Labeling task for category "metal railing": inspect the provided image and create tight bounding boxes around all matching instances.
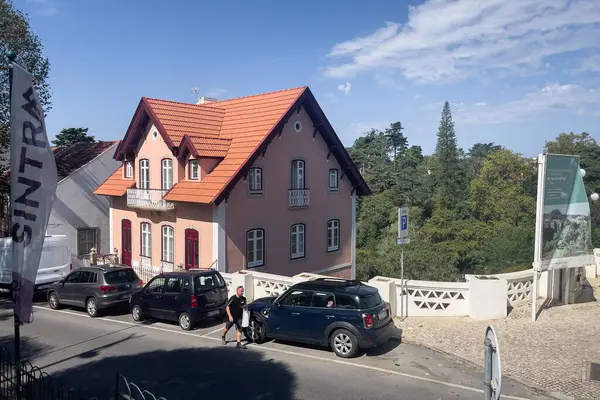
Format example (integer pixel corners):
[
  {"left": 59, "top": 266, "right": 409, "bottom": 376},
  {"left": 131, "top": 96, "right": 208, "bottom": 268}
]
[
  {"left": 126, "top": 189, "right": 174, "bottom": 211},
  {"left": 0, "top": 346, "right": 94, "bottom": 400},
  {"left": 288, "top": 189, "right": 310, "bottom": 208},
  {"left": 114, "top": 372, "right": 166, "bottom": 400}
]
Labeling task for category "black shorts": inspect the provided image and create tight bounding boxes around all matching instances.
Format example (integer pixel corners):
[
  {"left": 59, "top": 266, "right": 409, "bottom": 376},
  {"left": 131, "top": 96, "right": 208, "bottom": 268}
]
[{"left": 225, "top": 317, "right": 243, "bottom": 331}]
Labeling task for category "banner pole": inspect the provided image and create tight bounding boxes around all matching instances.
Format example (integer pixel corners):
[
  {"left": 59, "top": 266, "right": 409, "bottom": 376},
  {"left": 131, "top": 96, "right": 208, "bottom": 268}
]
[
  {"left": 7, "top": 49, "right": 22, "bottom": 400},
  {"left": 532, "top": 153, "right": 546, "bottom": 323}
]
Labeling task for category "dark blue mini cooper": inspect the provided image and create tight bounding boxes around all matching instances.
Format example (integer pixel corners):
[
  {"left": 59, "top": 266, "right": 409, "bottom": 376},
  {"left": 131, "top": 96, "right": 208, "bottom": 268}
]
[{"left": 244, "top": 278, "right": 400, "bottom": 358}]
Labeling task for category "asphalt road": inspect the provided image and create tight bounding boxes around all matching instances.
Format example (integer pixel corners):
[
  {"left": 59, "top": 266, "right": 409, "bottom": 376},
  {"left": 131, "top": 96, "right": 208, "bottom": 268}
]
[{"left": 0, "top": 297, "right": 551, "bottom": 400}]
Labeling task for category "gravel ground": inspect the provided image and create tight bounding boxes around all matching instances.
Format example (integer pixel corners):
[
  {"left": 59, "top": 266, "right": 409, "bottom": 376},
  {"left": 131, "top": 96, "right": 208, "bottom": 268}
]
[{"left": 395, "top": 277, "right": 600, "bottom": 399}]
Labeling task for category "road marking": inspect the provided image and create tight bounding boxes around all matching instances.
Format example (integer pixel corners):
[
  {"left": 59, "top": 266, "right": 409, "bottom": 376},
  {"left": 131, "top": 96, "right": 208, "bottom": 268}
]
[
  {"left": 6, "top": 303, "right": 534, "bottom": 400},
  {"left": 201, "top": 327, "right": 224, "bottom": 338}
]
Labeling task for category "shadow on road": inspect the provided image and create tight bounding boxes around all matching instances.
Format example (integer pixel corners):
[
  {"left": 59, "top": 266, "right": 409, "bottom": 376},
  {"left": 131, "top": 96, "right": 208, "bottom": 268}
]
[{"left": 49, "top": 346, "right": 296, "bottom": 400}]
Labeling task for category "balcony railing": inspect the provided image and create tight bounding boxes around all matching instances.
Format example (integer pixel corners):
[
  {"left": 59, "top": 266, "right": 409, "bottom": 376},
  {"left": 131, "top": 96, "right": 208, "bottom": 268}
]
[
  {"left": 289, "top": 188, "right": 310, "bottom": 209},
  {"left": 127, "top": 188, "right": 174, "bottom": 211}
]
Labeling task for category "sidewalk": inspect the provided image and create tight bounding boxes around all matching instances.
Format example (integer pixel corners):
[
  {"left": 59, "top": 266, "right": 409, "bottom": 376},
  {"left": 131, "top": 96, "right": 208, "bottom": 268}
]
[{"left": 395, "top": 278, "right": 600, "bottom": 400}]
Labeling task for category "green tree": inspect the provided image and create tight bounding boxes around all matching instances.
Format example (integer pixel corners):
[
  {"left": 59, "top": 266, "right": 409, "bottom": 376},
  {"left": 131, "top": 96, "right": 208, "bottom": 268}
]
[
  {"left": 465, "top": 142, "right": 502, "bottom": 181},
  {"left": 432, "top": 102, "right": 464, "bottom": 213},
  {"left": 52, "top": 127, "right": 96, "bottom": 146},
  {"left": 384, "top": 121, "right": 407, "bottom": 167},
  {"left": 1, "top": 0, "right": 51, "bottom": 159},
  {"left": 349, "top": 129, "right": 393, "bottom": 193}
]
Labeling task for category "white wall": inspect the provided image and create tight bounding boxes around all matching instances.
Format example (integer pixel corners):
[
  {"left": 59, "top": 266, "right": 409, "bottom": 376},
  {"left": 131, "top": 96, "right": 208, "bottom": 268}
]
[{"left": 46, "top": 144, "right": 120, "bottom": 268}]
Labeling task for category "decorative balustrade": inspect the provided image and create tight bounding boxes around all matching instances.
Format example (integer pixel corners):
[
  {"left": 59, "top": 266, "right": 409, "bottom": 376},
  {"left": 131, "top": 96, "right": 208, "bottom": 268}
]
[
  {"left": 288, "top": 189, "right": 310, "bottom": 208},
  {"left": 395, "top": 279, "right": 469, "bottom": 317},
  {"left": 251, "top": 271, "right": 293, "bottom": 298},
  {"left": 480, "top": 269, "right": 534, "bottom": 305},
  {"left": 127, "top": 188, "right": 174, "bottom": 211}
]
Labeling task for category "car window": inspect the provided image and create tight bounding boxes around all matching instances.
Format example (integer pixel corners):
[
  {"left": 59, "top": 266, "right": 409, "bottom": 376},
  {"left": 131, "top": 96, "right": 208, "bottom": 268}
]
[
  {"left": 279, "top": 290, "right": 310, "bottom": 307},
  {"left": 310, "top": 292, "right": 335, "bottom": 308},
  {"left": 335, "top": 294, "right": 359, "bottom": 310},
  {"left": 65, "top": 271, "right": 81, "bottom": 283},
  {"left": 359, "top": 292, "right": 383, "bottom": 309},
  {"left": 104, "top": 269, "right": 138, "bottom": 284},
  {"left": 182, "top": 278, "right": 191, "bottom": 294},
  {"left": 146, "top": 277, "right": 166, "bottom": 293},
  {"left": 165, "top": 278, "right": 182, "bottom": 294},
  {"left": 79, "top": 271, "right": 94, "bottom": 283},
  {"left": 194, "top": 273, "right": 224, "bottom": 292}
]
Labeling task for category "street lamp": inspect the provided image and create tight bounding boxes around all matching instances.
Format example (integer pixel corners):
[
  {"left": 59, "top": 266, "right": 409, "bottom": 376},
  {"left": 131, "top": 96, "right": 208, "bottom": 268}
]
[{"left": 591, "top": 193, "right": 599, "bottom": 202}]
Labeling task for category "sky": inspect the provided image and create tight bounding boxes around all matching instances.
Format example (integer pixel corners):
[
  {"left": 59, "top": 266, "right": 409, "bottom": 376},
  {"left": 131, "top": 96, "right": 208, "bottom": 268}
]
[{"left": 12, "top": 0, "right": 600, "bottom": 156}]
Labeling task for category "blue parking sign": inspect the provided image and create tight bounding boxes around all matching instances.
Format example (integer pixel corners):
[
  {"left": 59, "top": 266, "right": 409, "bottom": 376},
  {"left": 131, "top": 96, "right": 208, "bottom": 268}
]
[{"left": 397, "top": 206, "right": 410, "bottom": 244}]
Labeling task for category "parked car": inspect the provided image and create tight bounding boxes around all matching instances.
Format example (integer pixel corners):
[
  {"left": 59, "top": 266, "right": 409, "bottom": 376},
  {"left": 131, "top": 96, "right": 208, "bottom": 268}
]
[
  {"left": 0, "top": 235, "right": 73, "bottom": 292},
  {"left": 47, "top": 266, "right": 142, "bottom": 317},
  {"left": 129, "top": 269, "right": 228, "bottom": 331},
  {"left": 244, "top": 278, "right": 400, "bottom": 358}
]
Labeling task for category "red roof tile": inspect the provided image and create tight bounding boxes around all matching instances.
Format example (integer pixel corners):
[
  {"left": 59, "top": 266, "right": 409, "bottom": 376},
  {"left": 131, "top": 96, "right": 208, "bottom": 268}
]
[{"left": 93, "top": 166, "right": 135, "bottom": 196}]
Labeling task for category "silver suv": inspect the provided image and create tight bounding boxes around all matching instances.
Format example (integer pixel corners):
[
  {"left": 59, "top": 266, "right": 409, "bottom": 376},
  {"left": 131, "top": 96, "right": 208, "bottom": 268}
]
[{"left": 47, "top": 266, "right": 142, "bottom": 317}]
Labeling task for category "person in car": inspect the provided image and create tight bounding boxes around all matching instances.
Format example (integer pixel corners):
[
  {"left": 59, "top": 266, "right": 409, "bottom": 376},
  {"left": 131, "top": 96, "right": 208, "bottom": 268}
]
[{"left": 221, "top": 285, "right": 247, "bottom": 349}]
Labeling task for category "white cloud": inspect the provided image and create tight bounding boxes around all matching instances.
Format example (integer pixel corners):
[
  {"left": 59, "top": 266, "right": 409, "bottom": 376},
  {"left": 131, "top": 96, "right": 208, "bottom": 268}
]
[
  {"left": 456, "top": 83, "right": 600, "bottom": 124},
  {"left": 26, "top": 0, "right": 57, "bottom": 16},
  {"left": 337, "top": 82, "right": 352, "bottom": 95},
  {"left": 474, "top": 102, "right": 488, "bottom": 106},
  {"left": 575, "top": 55, "right": 600, "bottom": 73},
  {"left": 324, "top": 0, "right": 600, "bottom": 84}
]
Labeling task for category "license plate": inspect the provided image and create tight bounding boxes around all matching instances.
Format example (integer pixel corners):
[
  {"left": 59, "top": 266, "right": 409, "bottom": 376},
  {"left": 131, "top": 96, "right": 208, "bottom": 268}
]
[
  {"left": 378, "top": 309, "right": 388, "bottom": 320},
  {"left": 207, "top": 310, "right": 220, "bottom": 317},
  {"left": 120, "top": 294, "right": 132, "bottom": 300}
]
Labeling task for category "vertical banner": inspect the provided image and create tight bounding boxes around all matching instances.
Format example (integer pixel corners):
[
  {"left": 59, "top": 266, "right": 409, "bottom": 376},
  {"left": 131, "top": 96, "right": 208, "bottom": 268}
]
[
  {"left": 541, "top": 154, "right": 594, "bottom": 271},
  {"left": 10, "top": 63, "right": 57, "bottom": 323}
]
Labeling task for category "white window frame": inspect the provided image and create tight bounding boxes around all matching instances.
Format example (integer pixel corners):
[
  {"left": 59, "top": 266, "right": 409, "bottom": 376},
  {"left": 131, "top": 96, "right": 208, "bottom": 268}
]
[
  {"left": 139, "top": 159, "right": 150, "bottom": 189},
  {"left": 290, "top": 223, "right": 305, "bottom": 259},
  {"left": 327, "top": 219, "right": 340, "bottom": 252},
  {"left": 248, "top": 167, "right": 263, "bottom": 192},
  {"left": 141, "top": 222, "right": 152, "bottom": 258},
  {"left": 290, "top": 159, "right": 305, "bottom": 189},
  {"left": 124, "top": 161, "right": 133, "bottom": 179},
  {"left": 189, "top": 159, "right": 199, "bottom": 180},
  {"left": 246, "top": 229, "right": 264, "bottom": 268},
  {"left": 162, "top": 225, "right": 174, "bottom": 263},
  {"left": 77, "top": 228, "right": 97, "bottom": 257},
  {"left": 329, "top": 169, "right": 339, "bottom": 191},
  {"left": 162, "top": 158, "right": 173, "bottom": 190}
]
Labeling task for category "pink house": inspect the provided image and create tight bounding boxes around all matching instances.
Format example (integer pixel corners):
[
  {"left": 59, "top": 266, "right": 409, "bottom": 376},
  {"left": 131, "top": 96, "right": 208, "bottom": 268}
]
[{"left": 94, "top": 86, "right": 370, "bottom": 279}]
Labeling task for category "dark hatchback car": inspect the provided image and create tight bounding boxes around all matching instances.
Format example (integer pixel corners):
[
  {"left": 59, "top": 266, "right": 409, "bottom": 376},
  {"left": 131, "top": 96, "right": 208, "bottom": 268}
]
[
  {"left": 47, "top": 266, "right": 142, "bottom": 317},
  {"left": 245, "top": 278, "right": 400, "bottom": 358},
  {"left": 129, "top": 269, "right": 228, "bottom": 331}
]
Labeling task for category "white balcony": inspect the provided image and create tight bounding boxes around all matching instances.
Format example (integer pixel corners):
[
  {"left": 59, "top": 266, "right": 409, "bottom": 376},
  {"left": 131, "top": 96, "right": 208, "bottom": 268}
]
[
  {"left": 289, "top": 189, "right": 310, "bottom": 209},
  {"left": 127, "top": 188, "right": 175, "bottom": 211}
]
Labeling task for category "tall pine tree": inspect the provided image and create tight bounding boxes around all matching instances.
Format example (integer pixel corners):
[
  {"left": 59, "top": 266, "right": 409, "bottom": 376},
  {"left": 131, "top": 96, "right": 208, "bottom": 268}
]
[{"left": 433, "top": 102, "right": 463, "bottom": 213}]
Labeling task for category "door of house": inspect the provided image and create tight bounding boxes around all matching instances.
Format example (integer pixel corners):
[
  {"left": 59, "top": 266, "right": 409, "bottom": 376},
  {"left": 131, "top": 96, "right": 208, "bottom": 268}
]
[
  {"left": 185, "top": 229, "right": 199, "bottom": 269},
  {"left": 121, "top": 219, "right": 132, "bottom": 267}
]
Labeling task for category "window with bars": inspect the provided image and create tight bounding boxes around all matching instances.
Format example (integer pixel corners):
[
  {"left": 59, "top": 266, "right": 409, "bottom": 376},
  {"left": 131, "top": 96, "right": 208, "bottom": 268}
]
[{"left": 77, "top": 228, "right": 97, "bottom": 257}]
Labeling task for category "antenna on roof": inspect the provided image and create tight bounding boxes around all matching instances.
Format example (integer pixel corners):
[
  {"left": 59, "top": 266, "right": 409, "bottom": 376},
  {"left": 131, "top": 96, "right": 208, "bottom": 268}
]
[{"left": 191, "top": 87, "right": 201, "bottom": 103}]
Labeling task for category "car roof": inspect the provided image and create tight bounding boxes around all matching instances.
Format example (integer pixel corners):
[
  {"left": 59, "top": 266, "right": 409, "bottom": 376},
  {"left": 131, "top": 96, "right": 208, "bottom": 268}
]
[
  {"left": 292, "top": 278, "right": 377, "bottom": 295},
  {"left": 77, "top": 265, "right": 133, "bottom": 273},
  {"left": 161, "top": 269, "right": 220, "bottom": 277}
]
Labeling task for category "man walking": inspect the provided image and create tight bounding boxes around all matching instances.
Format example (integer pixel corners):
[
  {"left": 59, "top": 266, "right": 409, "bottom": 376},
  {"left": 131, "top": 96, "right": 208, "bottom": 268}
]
[{"left": 222, "top": 285, "right": 247, "bottom": 348}]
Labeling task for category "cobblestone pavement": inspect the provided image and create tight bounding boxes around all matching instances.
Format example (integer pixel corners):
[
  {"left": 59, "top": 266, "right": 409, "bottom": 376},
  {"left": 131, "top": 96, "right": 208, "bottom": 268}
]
[{"left": 395, "top": 278, "right": 600, "bottom": 400}]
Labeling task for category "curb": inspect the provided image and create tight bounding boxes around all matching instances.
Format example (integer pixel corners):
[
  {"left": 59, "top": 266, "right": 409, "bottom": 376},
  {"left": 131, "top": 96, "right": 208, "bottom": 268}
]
[{"left": 400, "top": 336, "right": 567, "bottom": 400}]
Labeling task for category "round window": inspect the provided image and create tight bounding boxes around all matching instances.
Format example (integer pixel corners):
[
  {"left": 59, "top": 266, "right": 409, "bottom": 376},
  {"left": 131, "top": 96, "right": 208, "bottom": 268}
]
[
  {"left": 152, "top": 131, "right": 159, "bottom": 140},
  {"left": 294, "top": 121, "right": 302, "bottom": 132}
]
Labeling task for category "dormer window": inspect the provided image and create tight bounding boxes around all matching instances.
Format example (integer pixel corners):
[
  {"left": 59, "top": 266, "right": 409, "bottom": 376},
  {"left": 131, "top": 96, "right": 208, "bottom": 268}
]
[
  {"left": 189, "top": 159, "right": 199, "bottom": 180},
  {"left": 124, "top": 161, "right": 133, "bottom": 179}
]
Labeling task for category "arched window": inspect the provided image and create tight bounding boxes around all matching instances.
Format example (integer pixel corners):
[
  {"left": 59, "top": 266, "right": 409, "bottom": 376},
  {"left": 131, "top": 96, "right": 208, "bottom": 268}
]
[
  {"left": 162, "top": 225, "right": 174, "bottom": 263},
  {"left": 290, "top": 223, "right": 305, "bottom": 259},
  {"left": 140, "top": 222, "right": 152, "bottom": 258},
  {"left": 246, "top": 229, "right": 265, "bottom": 268},
  {"left": 327, "top": 219, "right": 340, "bottom": 252},
  {"left": 161, "top": 158, "right": 173, "bottom": 190},
  {"left": 139, "top": 159, "right": 150, "bottom": 189}
]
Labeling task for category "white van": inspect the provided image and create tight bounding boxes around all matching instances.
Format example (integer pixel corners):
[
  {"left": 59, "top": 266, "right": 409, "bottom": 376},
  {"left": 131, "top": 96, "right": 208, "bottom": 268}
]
[{"left": 0, "top": 235, "right": 73, "bottom": 292}]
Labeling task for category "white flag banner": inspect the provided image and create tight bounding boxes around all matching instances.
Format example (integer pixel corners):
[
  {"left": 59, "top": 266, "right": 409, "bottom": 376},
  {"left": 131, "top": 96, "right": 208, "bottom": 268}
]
[{"left": 10, "top": 63, "right": 57, "bottom": 323}]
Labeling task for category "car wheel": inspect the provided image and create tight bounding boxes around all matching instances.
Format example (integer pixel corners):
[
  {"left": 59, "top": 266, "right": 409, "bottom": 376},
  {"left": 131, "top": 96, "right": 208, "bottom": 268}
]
[
  {"left": 131, "top": 305, "right": 144, "bottom": 322},
  {"left": 48, "top": 291, "right": 61, "bottom": 310},
  {"left": 330, "top": 329, "right": 359, "bottom": 358},
  {"left": 244, "top": 316, "right": 266, "bottom": 344},
  {"left": 179, "top": 312, "right": 193, "bottom": 331},
  {"left": 86, "top": 297, "right": 99, "bottom": 318}
]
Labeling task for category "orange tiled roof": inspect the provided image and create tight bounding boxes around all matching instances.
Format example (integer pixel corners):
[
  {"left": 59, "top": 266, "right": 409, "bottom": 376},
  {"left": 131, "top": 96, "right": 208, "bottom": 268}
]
[
  {"left": 189, "top": 136, "right": 231, "bottom": 158},
  {"left": 96, "top": 86, "right": 308, "bottom": 203},
  {"left": 93, "top": 166, "right": 134, "bottom": 196}
]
